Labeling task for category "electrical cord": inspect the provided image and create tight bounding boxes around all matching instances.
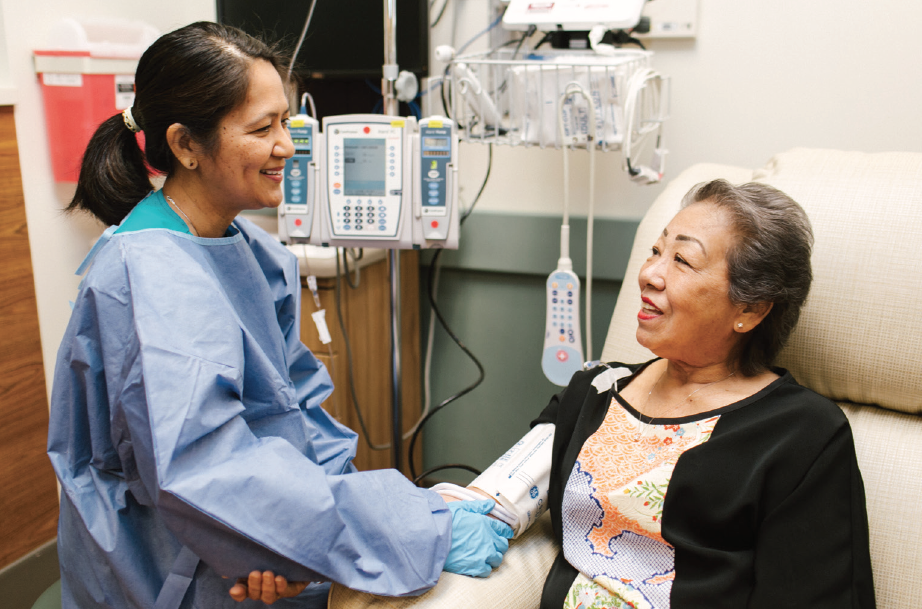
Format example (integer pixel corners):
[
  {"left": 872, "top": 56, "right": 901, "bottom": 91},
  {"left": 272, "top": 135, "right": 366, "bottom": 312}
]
[
  {"left": 414, "top": 463, "right": 481, "bottom": 485},
  {"left": 334, "top": 240, "right": 456, "bottom": 452},
  {"left": 409, "top": 144, "right": 493, "bottom": 483},
  {"left": 457, "top": 12, "right": 504, "bottom": 56},
  {"left": 342, "top": 247, "right": 362, "bottom": 289},
  {"left": 461, "top": 144, "right": 491, "bottom": 224},
  {"left": 286, "top": 0, "right": 320, "bottom": 80},
  {"left": 557, "top": 85, "right": 597, "bottom": 362},
  {"left": 440, "top": 62, "right": 452, "bottom": 119},
  {"left": 335, "top": 249, "right": 389, "bottom": 451},
  {"left": 408, "top": 249, "right": 485, "bottom": 482},
  {"left": 430, "top": 0, "right": 450, "bottom": 28},
  {"left": 493, "top": 25, "right": 538, "bottom": 97}
]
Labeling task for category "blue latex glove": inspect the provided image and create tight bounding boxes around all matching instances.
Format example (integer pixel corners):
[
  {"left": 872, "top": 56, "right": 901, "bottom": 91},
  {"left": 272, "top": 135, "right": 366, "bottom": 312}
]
[{"left": 444, "top": 500, "right": 514, "bottom": 578}]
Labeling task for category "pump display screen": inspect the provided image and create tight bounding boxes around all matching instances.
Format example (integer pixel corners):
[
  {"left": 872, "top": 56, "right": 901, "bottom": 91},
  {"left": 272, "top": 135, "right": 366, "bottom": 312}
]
[
  {"left": 343, "top": 138, "right": 386, "bottom": 196},
  {"left": 292, "top": 135, "right": 311, "bottom": 152}
]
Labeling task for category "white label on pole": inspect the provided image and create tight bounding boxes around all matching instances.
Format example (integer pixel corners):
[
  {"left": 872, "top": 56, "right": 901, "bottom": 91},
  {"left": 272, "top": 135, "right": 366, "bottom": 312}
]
[
  {"left": 311, "top": 309, "right": 333, "bottom": 345},
  {"left": 114, "top": 75, "right": 135, "bottom": 110},
  {"left": 43, "top": 73, "right": 83, "bottom": 87}
]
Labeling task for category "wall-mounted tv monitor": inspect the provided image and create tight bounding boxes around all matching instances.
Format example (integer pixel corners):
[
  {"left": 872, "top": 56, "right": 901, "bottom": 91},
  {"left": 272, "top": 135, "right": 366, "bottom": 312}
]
[{"left": 216, "top": 0, "right": 430, "bottom": 78}]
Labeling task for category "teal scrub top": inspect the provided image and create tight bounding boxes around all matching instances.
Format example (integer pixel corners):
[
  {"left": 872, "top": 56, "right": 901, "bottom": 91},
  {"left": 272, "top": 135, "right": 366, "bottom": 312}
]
[{"left": 116, "top": 190, "right": 191, "bottom": 234}]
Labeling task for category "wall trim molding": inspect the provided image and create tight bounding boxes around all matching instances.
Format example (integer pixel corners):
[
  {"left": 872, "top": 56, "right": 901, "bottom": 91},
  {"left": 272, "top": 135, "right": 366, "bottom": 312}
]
[
  {"left": 0, "top": 538, "right": 58, "bottom": 609},
  {"left": 422, "top": 211, "right": 640, "bottom": 281}
]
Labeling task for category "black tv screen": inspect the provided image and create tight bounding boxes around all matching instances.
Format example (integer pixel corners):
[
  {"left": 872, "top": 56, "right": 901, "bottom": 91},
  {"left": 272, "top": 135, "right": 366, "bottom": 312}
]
[{"left": 216, "top": 0, "right": 430, "bottom": 78}]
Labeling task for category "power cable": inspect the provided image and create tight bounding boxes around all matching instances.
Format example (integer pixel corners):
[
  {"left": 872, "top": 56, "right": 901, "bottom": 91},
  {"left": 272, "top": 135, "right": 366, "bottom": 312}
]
[
  {"left": 430, "top": 0, "right": 450, "bottom": 28},
  {"left": 409, "top": 144, "right": 493, "bottom": 483},
  {"left": 286, "top": 0, "right": 320, "bottom": 80},
  {"left": 335, "top": 249, "right": 388, "bottom": 451}
]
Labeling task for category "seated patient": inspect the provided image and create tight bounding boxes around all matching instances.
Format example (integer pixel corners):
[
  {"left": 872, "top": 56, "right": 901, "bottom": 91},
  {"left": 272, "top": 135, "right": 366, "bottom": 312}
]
[{"left": 242, "top": 179, "right": 876, "bottom": 608}]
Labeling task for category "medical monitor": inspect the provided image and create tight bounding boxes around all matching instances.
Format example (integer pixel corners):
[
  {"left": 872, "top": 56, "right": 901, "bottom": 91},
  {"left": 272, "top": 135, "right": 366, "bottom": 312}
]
[{"left": 503, "top": 0, "right": 647, "bottom": 32}]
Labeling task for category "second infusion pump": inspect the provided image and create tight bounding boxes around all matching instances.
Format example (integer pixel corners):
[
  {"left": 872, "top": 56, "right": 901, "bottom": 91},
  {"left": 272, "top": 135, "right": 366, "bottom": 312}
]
[{"left": 289, "top": 114, "right": 458, "bottom": 250}]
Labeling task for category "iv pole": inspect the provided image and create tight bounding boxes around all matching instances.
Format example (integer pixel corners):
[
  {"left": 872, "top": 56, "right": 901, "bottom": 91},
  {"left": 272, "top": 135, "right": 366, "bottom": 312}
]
[{"left": 382, "top": 0, "right": 403, "bottom": 471}]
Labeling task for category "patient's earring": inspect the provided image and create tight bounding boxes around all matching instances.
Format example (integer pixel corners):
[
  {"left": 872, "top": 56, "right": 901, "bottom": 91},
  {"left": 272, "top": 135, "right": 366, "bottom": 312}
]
[{"left": 737, "top": 323, "right": 743, "bottom": 329}]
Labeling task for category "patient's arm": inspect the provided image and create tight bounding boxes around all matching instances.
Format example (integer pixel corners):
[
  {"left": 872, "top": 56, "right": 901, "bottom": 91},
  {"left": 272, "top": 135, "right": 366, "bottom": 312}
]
[
  {"left": 437, "top": 487, "right": 493, "bottom": 502},
  {"left": 229, "top": 571, "right": 309, "bottom": 604},
  {"left": 434, "top": 423, "right": 554, "bottom": 538}
]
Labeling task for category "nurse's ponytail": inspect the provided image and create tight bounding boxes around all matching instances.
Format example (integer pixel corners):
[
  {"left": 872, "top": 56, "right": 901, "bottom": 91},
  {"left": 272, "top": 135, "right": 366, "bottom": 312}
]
[
  {"left": 67, "top": 21, "right": 288, "bottom": 226},
  {"left": 68, "top": 112, "right": 152, "bottom": 227}
]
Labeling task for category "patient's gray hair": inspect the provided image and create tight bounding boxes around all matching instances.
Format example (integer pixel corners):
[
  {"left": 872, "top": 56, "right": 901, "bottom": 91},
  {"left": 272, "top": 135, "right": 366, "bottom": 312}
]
[{"left": 682, "top": 179, "right": 814, "bottom": 376}]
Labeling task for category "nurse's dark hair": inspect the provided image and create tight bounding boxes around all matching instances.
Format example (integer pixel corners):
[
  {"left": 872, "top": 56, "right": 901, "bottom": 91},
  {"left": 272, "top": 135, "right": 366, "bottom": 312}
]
[
  {"left": 681, "top": 179, "right": 814, "bottom": 377},
  {"left": 67, "top": 21, "right": 288, "bottom": 226}
]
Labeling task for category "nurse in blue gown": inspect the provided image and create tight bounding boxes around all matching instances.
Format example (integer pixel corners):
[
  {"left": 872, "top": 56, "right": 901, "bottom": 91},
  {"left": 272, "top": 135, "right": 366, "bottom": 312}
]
[{"left": 48, "top": 21, "right": 511, "bottom": 609}]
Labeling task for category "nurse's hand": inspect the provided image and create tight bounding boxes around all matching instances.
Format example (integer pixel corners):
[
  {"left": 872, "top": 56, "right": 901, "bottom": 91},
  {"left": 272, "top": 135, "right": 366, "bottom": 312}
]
[
  {"left": 228, "top": 571, "right": 308, "bottom": 604},
  {"left": 443, "top": 500, "right": 514, "bottom": 578}
]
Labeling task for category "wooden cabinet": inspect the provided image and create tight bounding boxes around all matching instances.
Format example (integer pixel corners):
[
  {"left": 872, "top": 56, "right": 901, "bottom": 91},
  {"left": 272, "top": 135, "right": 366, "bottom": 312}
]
[
  {"left": 0, "top": 106, "right": 58, "bottom": 570},
  {"left": 299, "top": 251, "right": 421, "bottom": 476}
]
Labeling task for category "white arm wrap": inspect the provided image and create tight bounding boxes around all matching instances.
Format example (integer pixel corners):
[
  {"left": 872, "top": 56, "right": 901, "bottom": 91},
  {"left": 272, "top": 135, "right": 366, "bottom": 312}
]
[{"left": 433, "top": 423, "right": 555, "bottom": 538}]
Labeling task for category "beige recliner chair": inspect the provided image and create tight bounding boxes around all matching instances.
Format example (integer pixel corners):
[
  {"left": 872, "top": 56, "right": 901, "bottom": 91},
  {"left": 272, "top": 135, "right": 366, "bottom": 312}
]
[{"left": 330, "top": 148, "right": 922, "bottom": 609}]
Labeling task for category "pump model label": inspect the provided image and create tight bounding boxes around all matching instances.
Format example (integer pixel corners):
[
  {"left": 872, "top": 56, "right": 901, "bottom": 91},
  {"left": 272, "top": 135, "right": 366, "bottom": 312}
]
[
  {"left": 283, "top": 120, "right": 314, "bottom": 238},
  {"left": 420, "top": 125, "right": 452, "bottom": 240}
]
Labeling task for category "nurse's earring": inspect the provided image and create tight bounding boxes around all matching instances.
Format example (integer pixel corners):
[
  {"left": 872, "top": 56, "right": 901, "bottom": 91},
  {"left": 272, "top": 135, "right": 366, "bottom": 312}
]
[
  {"left": 736, "top": 323, "right": 744, "bottom": 330},
  {"left": 187, "top": 159, "right": 197, "bottom": 170}
]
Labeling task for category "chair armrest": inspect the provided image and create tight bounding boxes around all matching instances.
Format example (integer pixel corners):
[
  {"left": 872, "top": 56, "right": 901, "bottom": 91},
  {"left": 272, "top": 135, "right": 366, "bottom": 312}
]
[{"left": 328, "top": 511, "right": 557, "bottom": 609}]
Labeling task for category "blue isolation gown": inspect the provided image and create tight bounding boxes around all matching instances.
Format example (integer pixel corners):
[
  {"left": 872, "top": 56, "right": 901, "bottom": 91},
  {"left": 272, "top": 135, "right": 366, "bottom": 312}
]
[{"left": 48, "top": 191, "right": 452, "bottom": 609}]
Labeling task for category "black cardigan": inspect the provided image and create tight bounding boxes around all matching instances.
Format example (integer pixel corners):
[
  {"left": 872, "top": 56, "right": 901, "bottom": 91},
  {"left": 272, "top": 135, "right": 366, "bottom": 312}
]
[{"left": 532, "top": 361, "right": 876, "bottom": 609}]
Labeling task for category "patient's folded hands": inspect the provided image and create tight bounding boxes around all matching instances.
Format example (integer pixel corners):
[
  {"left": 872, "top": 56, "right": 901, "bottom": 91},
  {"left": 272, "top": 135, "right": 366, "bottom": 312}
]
[
  {"left": 228, "top": 570, "right": 309, "bottom": 604},
  {"left": 443, "top": 499, "right": 514, "bottom": 578}
]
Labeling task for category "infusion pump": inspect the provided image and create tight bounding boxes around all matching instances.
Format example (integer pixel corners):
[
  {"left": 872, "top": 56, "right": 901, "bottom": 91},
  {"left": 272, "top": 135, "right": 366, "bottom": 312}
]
[
  {"left": 278, "top": 114, "right": 458, "bottom": 250},
  {"left": 277, "top": 114, "right": 320, "bottom": 243}
]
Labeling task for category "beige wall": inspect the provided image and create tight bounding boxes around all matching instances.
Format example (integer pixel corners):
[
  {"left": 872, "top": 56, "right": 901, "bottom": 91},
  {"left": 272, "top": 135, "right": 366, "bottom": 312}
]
[
  {"left": 2, "top": 0, "right": 921, "bottom": 404},
  {"left": 443, "top": 0, "right": 922, "bottom": 219},
  {"left": 0, "top": 0, "right": 215, "bottom": 401}
]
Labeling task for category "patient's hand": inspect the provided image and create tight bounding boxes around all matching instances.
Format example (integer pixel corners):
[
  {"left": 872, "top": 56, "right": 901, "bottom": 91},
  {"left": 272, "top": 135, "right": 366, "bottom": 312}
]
[{"left": 228, "top": 571, "right": 308, "bottom": 604}]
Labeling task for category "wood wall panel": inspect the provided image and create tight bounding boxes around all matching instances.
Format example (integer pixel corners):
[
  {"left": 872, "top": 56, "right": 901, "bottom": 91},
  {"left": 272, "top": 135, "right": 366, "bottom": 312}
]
[
  {"left": 300, "top": 252, "right": 422, "bottom": 475},
  {"left": 0, "top": 106, "right": 59, "bottom": 570}
]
